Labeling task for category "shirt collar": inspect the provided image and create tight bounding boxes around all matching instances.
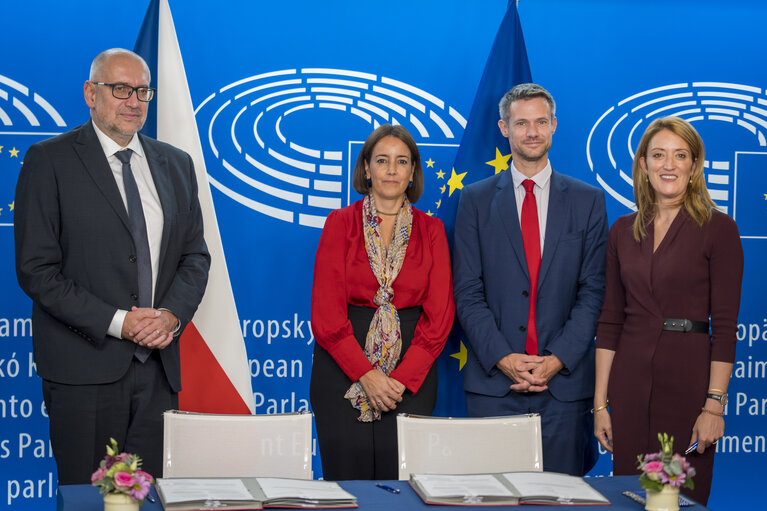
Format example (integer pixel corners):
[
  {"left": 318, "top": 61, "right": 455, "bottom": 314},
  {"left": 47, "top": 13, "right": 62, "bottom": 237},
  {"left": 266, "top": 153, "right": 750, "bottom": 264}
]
[
  {"left": 510, "top": 159, "right": 552, "bottom": 190},
  {"left": 91, "top": 120, "right": 145, "bottom": 160}
]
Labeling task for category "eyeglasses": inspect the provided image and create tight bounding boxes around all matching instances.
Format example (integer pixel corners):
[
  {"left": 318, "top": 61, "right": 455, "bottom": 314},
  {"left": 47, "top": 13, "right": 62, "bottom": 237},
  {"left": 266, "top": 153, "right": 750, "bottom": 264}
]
[{"left": 91, "top": 82, "right": 156, "bottom": 102}]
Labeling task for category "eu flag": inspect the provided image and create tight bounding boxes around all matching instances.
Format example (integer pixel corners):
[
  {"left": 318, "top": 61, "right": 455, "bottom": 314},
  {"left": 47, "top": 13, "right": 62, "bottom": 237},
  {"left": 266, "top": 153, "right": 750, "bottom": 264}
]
[{"left": 433, "top": 0, "right": 532, "bottom": 416}]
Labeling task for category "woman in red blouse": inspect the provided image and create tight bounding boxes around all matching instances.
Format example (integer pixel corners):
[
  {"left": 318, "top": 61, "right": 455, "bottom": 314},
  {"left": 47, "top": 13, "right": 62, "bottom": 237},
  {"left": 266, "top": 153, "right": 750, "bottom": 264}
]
[{"left": 310, "top": 124, "right": 454, "bottom": 480}]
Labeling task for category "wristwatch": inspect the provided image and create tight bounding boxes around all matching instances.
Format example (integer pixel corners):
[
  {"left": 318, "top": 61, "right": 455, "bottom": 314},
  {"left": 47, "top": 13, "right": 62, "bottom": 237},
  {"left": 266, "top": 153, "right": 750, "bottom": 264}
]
[{"left": 706, "top": 392, "right": 728, "bottom": 406}]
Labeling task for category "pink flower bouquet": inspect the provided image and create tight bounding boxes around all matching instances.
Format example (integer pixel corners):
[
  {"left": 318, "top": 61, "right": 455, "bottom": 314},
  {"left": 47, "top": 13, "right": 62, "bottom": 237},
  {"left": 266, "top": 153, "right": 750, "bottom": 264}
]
[
  {"left": 91, "top": 438, "right": 154, "bottom": 504},
  {"left": 637, "top": 433, "right": 695, "bottom": 492}
]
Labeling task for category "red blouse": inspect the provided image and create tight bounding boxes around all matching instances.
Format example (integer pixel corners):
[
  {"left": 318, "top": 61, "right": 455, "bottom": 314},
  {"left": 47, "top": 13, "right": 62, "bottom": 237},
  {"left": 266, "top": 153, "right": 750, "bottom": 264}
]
[{"left": 310, "top": 200, "right": 455, "bottom": 393}]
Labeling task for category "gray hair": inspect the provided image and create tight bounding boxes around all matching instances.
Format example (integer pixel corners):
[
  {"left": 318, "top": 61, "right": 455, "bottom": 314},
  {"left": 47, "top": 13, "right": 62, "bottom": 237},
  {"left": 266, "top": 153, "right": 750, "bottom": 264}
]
[
  {"left": 498, "top": 83, "right": 556, "bottom": 123},
  {"left": 89, "top": 48, "right": 151, "bottom": 82}
]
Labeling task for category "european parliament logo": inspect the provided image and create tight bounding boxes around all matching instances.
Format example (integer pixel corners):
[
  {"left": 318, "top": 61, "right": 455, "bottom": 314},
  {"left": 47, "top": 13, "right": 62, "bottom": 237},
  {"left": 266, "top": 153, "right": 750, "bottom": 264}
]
[
  {"left": 195, "top": 68, "right": 467, "bottom": 228},
  {"left": 0, "top": 74, "right": 66, "bottom": 227},
  {"left": 586, "top": 82, "right": 767, "bottom": 239}
]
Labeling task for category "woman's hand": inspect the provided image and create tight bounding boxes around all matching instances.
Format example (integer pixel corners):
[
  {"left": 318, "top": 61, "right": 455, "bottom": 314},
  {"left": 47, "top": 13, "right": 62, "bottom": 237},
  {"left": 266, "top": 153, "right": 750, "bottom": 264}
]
[
  {"left": 358, "top": 369, "right": 404, "bottom": 412},
  {"left": 690, "top": 409, "right": 724, "bottom": 454},
  {"left": 594, "top": 409, "right": 613, "bottom": 453}
]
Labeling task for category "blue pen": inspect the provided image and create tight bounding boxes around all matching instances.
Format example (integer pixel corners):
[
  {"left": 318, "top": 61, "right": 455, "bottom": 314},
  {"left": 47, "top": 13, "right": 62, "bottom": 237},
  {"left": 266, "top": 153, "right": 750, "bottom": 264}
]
[
  {"left": 685, "top": 439, "right": 718, "bottom": 455},
  {"left": 376, "top": 483, "right": 401, "bottom": 494}
]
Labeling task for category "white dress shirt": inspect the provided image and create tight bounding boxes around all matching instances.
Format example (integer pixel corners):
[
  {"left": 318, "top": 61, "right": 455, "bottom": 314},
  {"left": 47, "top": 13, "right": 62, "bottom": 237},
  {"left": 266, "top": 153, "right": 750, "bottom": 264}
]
[
  {"left": 91, "top": 122, "right": 165, "bottom": 338},
  {"left": 510, "top": 160, "right": 551, "bottom": 253}
]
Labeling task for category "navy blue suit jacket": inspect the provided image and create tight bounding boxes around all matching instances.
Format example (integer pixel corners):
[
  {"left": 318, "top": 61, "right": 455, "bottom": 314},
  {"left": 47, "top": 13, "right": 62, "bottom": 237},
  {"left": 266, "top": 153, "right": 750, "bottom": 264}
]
[{"left": 453, "top": 169, "right": 608, "bottom": 404}]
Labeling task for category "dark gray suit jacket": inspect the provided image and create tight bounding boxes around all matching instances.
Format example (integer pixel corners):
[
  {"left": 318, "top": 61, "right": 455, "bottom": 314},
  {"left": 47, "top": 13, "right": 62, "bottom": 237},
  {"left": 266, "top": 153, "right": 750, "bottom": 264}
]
[{"left": 14, "top": 121, "right": 210, "bottom": 391}]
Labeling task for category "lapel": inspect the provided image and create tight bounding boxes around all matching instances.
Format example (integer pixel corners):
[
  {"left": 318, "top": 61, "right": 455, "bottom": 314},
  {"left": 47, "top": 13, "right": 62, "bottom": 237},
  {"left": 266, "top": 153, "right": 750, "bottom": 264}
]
[
  {"left": 639, "top": 220, "right": 663, "bottom": 317},
  {"left": 538, "top": 170, "right": 567, "bottom": 289},
  {"left": 73, "top": 122, "right": 131, "bottom": 233},
  {"left": 140, "top": 134, "right": 174, "bottom": 268},
  {"left": 494, "top": 170, "right": 529, "bottom": 278},
  {"left": 644, "top": 209, "right": 688, "bottom": 317}
]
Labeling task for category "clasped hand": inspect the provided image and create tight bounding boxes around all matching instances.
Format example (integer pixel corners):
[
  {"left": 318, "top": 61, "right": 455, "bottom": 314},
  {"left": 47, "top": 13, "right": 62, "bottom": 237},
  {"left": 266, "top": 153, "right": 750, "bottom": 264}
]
[
  {"left": 497, "top": 353, "right": 564, "bottom": 393},
  {"left": 121, "top": 307, "right": 179, "bottom": 350},
  {"left": 358, "top": 368, "right": 405, "bottom": 413}
]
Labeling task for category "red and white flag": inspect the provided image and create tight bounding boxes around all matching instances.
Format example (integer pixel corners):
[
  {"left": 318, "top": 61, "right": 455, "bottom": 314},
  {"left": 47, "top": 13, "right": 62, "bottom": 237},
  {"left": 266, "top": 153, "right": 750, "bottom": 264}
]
[{"left": 135, "top": 0, "right": 254, "bottom": 414}]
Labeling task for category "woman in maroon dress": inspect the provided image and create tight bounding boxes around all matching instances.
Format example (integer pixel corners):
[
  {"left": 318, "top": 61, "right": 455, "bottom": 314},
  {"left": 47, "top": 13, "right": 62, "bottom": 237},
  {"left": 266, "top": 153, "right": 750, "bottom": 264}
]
[
  {"left": 310, "top": 124, "right": 454, "bottom": 480},
  {"left": 593, "top": 117, "right": 743, "bottom": 504}
]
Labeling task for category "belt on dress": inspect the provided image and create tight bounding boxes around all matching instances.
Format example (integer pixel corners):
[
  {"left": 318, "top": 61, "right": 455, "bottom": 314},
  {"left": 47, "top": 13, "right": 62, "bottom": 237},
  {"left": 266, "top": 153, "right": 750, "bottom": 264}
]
[{"left": 662, "top": 318, "right": 709, "bottom": 333}]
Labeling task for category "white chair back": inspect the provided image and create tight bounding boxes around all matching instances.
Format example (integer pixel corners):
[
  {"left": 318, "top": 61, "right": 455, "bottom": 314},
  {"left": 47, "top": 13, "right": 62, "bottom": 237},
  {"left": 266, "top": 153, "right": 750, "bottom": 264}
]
[
  {"left": 162, "top": 410, "right": 312, "bottom": 479},
  {"left": 396, "top": 413, "right": 543, "bottom": 480}
]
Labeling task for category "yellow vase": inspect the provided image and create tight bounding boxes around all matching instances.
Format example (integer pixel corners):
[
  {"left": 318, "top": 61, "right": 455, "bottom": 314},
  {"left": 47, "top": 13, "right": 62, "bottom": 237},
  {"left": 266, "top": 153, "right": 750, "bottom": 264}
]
[
  {"left": 645, "top": 485, "right": 680, "bottom": 511},
  {"left": 103, "top": 492, "right": 140, "bottom": 511}
]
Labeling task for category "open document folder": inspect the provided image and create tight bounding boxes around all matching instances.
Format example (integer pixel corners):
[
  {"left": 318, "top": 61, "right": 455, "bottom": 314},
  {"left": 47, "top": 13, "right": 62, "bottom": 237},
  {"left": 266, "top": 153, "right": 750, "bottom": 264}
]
[
  {"left": 155, "top": 477, "right": 357, "bottom": 510},
  {"left": 409, "top": 472, "right": 610, "bottom": 506}
]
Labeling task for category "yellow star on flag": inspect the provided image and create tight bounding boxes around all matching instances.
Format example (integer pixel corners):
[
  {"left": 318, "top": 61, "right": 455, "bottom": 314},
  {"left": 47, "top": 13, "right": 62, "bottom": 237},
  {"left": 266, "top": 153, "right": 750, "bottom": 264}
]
[
  {"left": 436, "top": 169, "right": 445, "bottom": 179},
  {"left": 486, "top": 147, "right": 511, "bottom": 174},
  {"left": 435, "top": 199, "right": 441, "bottom": 209},
  {"left": 447, "top": 168, "right": 467, "bottom": 196},
  {"left": 8, "top": 202, "right": 14, "bottom": 211},
  {"left": 764, "top": 194, "right": 767, "bottom": 200},
  {"left": 426, "top": 210, "right": 434, "bottom": 216},
  {"left": 450, "top": 341, "right": 467, "bottom": 371},
  {"left": 9, "top": 147, "right": 20, "bottom": 157},
  {"left": 440, "top": 185, "right": 446, "bottom": 194},
  {"left": 0, "top": 146, "right": 4, "bottom": 153},
  {"left": 425, "top": 158, "right": 435, "bottom": 168}
]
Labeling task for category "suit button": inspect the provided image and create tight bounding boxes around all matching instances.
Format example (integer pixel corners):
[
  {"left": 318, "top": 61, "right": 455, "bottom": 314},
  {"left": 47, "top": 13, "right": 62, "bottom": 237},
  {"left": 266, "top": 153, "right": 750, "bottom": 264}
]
[
  {"left": 129, "top": 255, "right": 137, "bottom": 263},
  {"left": 131, "top": 294, "right": 138, "bottom": 301},
  {"left": 519, "top": 325, "right": 526, "bottom": 332},
  {"left": 521, "top": 290, "right": 529, "bottom": 297}
]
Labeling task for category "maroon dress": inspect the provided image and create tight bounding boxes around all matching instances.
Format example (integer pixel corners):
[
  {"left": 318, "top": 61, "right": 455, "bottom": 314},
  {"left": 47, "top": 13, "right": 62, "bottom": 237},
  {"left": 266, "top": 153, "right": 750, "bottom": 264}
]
[{"left": 596, "top": 209, "right": 743, "bottom": 504}]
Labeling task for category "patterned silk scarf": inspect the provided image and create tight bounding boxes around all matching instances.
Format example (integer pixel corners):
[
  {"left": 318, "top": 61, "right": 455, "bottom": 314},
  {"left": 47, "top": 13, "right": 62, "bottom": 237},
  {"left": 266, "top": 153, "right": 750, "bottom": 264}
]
[{"left": 344, "top": 193, "right": 413, "bottom": 422}]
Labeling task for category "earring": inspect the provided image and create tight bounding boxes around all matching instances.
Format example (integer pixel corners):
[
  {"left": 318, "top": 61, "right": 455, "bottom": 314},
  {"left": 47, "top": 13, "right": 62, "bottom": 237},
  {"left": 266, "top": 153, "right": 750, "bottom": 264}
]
[
  {"left": 689, "top": 176, "right": 693, "bottom": 184},
  {"left": 407, "top": 182, "right": 413, "bottom": 189},
  {"left": 366, "top": 177, "right": 372, "bottom": 186}
]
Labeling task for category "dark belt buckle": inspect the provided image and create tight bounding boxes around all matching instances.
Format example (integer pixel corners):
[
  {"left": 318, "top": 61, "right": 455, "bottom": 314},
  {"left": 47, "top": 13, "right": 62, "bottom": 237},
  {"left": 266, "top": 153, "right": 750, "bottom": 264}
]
[{"left": 663, "top": 319, "right": 692, "bottom": 332}]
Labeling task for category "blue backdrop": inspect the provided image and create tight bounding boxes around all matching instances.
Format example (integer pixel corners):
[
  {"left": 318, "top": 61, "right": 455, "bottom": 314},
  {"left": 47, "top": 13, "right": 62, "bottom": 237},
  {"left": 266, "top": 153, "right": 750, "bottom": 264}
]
[{"left": 1, "top": 1, "right": 764, "bottom": 509}]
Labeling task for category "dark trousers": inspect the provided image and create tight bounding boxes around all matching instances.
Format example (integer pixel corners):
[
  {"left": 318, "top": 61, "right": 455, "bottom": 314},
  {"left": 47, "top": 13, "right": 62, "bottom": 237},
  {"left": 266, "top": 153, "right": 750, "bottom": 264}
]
[
  {"left": 42, "top": 351, "right": 177, "bottom": 485},
  {"left": 311, "top": 305, "right": 437, "bottom": 480},
  {"left": 465, "top": 389, "right": 597, "bottom": 476}
]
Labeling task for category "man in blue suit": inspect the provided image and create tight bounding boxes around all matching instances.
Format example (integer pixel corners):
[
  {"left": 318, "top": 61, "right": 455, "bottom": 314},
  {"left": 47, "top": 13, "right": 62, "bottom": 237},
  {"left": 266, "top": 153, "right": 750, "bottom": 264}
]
[{"left": 453, "top": 83, "right": 607, "bottom": 475}]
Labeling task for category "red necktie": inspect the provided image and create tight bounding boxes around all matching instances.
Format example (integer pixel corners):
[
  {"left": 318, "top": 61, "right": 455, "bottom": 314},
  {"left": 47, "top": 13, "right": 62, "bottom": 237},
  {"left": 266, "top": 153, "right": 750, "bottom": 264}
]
[{"left": 521, "top": 179, "right": 541, "bottom": 355}]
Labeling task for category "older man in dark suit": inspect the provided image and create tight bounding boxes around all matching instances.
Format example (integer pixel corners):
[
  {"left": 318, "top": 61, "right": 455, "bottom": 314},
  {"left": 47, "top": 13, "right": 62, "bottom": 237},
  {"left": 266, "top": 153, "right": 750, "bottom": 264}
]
[
  {"left": 14, "top": 48, "right": 210, "bottom": 484},
  {"left": 453, "top": 83, "right": 608, "bottom": 476}
]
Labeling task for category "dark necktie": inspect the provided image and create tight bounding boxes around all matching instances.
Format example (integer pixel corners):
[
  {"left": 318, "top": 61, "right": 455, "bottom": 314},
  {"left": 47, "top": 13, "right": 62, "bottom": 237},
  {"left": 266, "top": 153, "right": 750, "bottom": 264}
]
[
  {"left": 521, "top": 179, "right": 541, "bottom": 355},
  {"left": 115, "top": 149, "right": 152, "bottom": 362}
]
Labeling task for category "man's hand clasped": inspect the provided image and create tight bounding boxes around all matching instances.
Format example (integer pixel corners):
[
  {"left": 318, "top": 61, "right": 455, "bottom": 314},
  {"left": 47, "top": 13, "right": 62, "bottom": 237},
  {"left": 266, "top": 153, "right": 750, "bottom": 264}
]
[
  {"left": 497, "top": 353, "right": 564, "bottom": 393},
  {"left": 121, "top": 307, "right": 179, "bottom": 350}
]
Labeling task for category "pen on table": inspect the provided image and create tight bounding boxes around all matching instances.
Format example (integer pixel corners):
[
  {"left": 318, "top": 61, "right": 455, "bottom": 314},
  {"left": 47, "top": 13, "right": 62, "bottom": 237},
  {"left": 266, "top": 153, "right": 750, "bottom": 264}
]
[
  {"left": 376, "top": 483, "right": 401, "bottom": 494},
  {"left": 146, "top": 494, "right": 156, "bottom": 503}
]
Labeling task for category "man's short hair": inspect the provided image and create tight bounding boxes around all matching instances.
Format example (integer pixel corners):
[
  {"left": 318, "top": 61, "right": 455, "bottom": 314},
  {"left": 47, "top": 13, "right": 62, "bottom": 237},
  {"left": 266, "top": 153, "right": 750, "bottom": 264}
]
[
  {"left": 89, "top": 48, "right": 151, "bottom": 82},
  {"left": 498, "top": 83, "right": 556, "bottom": 123}
]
